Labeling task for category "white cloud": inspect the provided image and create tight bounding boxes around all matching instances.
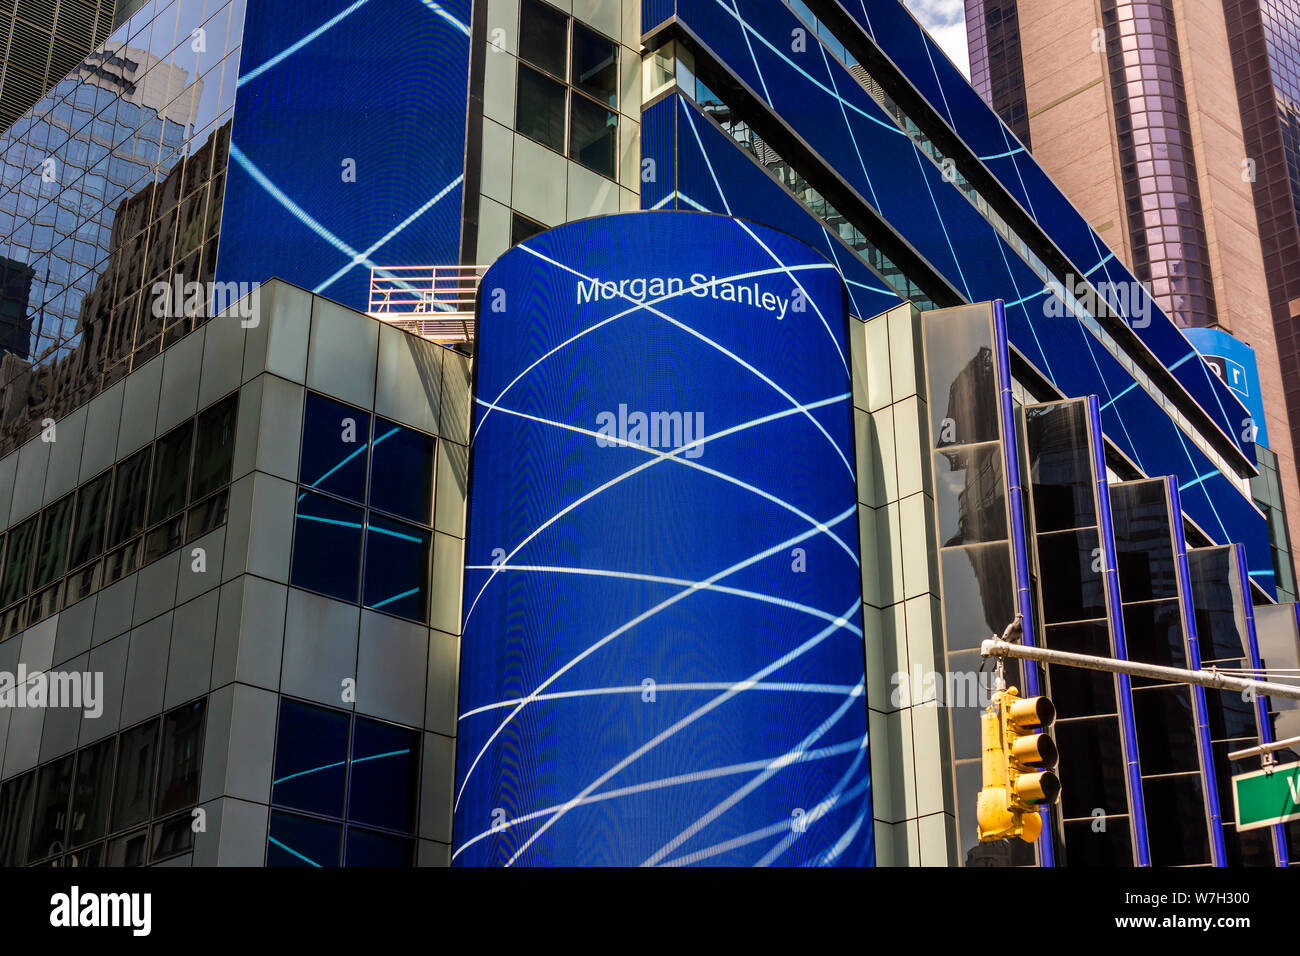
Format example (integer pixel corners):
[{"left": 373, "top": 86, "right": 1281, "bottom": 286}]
[{"left": 902, "top": 0, "right": 971, "bottom": 78}]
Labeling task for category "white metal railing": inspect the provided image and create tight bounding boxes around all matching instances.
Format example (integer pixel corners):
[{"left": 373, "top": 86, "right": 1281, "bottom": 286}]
[{"left": 367, "top": 265, "right": 486, "bottom": 343}]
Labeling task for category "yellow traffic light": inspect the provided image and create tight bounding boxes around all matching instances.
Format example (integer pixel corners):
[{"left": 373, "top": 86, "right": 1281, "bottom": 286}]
[{"left": 976, "top": 686, "right": 1060, "bottom": 844}]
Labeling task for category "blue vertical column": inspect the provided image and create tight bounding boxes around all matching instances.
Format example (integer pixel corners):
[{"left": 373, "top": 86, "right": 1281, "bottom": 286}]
[
  {"left": 1168, "top": 478, "right": 1227, "bottom": 866},
  {"left": 992, "top": 300, "right": 1051, "bottom": 867}
]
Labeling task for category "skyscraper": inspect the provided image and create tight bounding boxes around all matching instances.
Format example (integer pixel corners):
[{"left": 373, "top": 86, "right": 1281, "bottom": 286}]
[{"left": 966, "top": 0, "right": 1300, "bottom": 598}]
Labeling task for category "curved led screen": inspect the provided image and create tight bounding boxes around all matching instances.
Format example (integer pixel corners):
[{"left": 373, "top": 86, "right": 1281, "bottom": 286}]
[{"left": 453, "top": 211, "right": 872, "bottom": 866}]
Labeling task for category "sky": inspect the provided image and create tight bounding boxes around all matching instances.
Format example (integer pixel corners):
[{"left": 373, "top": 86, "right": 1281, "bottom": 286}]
[{"left": 902, "top": 0, "right": 971, "bottom": 78}]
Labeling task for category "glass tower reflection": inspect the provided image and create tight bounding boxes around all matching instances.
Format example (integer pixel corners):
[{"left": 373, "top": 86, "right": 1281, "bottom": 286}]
[{"left": 0, "top": 0, "right": 245, "bottom": 456}]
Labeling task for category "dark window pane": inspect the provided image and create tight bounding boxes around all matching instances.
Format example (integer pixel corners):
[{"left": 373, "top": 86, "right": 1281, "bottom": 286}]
[
  {"left": 1142, "top": 774, "right": 1211, "bottom": 866},
  {"left": 1036, "top": 529, "right": 1105, "bottom": 625},
  {"left": 1124, "top": 598, "right": 1188, "bottom": 675},
  {"left": 272, "top": 699, "right": 349, "bottom": 818},
  {"left": 1132, "top": 685, "right": 1201, "bottom": 774},
  {"left": 149, "top": 422, "right": 193, "bottom": 525},
  {"left": 0, "top": 515, "right": 38, "bottom": 606},
  {"left": 345, "top": 827, "right": 414, "bottom": 866},
  {"left": 1025, "top": 401, "right": 1096, "bottom": 533},
  {"left": 369, "top": 421, "right": 434, "bottom": 524},
  {"left": 69, "top": 471, "right": 112, "bottom": 569},
  {"left": 191, "top": 394, "right": 237, "bottom": 500},
  {"left": 28, "top": 755, "right": 74, "bottom": 863},
  {"left": 362, "top": 515, "right": 430, "bottom": 621},
  {"left": 107, "top": 447, "right": 151, "bottom": 549},
  {"left": 1111, "top": 480, "right": 1178, "bottom": 601},
  {"left": 106, "top": 828, "right": 149, "bottom": 867},
  {"left": 511, "top": 213, "right": 545, "bottom": 246},
  {"left": 569, "top": 93, "right": 616, "bottom": 177},
  {"left": 299, "top": 394, "right": 370, "bottom": 503},
  {"left": 156, "top": 699, "right": 205, "bottom": 815},
  {"left": 1056, "top": 717, "right": 1127, "bottom": 819},
  {"left": 519, "top": 0, "right": 568, "bottom": 77},
  {"left": 291, "top": 491, "right": 364, "bottom": 603},
  {"left": 32, "top": 494, "right": 74, "bottom": 590},
  {"left": 1043, "top": 622, "right": 1117, "bottom": 718},
  {"left": 69, "top": 737, "right": 115, "bottom": 847},
  {"left": 64, "top": 842, "right": 102, "bottom": 867},
  {"left": 111, "top": 719, "right": 160, "bottom": 832},
  {"left": 348, "top": 718, "right": 419, "bottom": 833},
  {"left": 150, "top": 811, "right": 195, "bottom": 862},
  {"left": 517, "top": 64, "right": 567, "bottom": 152},
  {"left": 1062, "top": 817, "right": 1134, "bottom": 866},
  {"left": 0, "top": 772, "right": 35, "bottom": 866},
  {"left": 268, "top": 811, "right": 341, "bottom": 868},
  {"left": 572, "top": 23, "right": 617, "bottom": 106},
  {"left": 186, "top": 489, "right": 229, "bottom": 541},
  {"left": 0, "top": 516, "right": 37, "bottom": 607},
  {"left": 142, "top": 515, "right": 184, "bottom": 563}
]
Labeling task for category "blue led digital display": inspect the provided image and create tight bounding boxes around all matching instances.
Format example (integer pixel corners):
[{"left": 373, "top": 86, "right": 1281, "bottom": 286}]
[
  {"left": 649, "top": 90, "right": 1275, "bottom": 594},
  {"left": 454, "top": 211, "right": 873, "bottom": 866},
  {"left": 215, "top": 0, "right": 471, "bottom": 312},
  {"left": 1183, "top": 328, "right": 1270, "bottom": 448}
]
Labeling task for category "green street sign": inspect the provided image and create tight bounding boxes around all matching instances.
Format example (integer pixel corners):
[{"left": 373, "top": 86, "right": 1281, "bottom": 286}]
[{"left": 1233, "top": 760, "right": 1300, "bottom": 830}]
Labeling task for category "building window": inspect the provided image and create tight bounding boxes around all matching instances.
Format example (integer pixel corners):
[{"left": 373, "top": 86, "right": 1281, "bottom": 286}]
[
  {"left": 0, "top": 391, "right": 238, "bottom": 639},
  {"left": 291, "top": 392, "right": 437, "bottom": 624},
  {"left": 511, "top": 213, "right": 546, "bottom": 246},
  {"left": 515, "top": 0, "right": 619, "bottom": 180},
  {"left": 517, "top": 65, "right": 568, "bottom": 153},
  {"left": 0, "top": 698, "right": 207, "bottom": 866},
  {"left": 267, "top": 699, "right": 419, "bottom": 867}
]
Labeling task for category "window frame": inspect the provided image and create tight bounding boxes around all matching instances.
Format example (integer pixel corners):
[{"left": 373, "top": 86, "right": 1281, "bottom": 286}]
[
  {"left": 513, "top": 0, "right": 621, "bottom": 181},
  {"left": 265, "top": 697, "right": 422, "bottom": 868}
]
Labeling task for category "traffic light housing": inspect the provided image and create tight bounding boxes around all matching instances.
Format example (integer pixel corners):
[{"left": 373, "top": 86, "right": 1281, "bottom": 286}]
[{"left": 976, "top": 686, "right": 1060, "bottom": 843}]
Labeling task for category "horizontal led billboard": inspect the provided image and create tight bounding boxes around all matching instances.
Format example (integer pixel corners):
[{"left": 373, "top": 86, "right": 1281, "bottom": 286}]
[{"left": 454, "top": 211, "right": 872, "bottom": 866}]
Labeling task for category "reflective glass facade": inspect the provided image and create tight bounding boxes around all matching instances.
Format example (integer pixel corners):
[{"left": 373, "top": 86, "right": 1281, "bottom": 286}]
[
  {"left": 0, "top": 0, "right": 119, "bottom": 131},
  {"left": 0, "top": 0, "right": 244, "bottom": 456},
  {"left": 1099, "top": 0, "right": 1219, "bottom": 329},
  {"left": 964, "top": 0, "right": 1031, "bottom": 147},
  {"left": 1225, "top": 0, "right": 1300, "bottom": 499}
]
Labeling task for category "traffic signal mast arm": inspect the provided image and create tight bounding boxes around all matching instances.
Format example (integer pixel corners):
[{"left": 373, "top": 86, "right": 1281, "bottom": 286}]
[{"left": 980, "top": 639, "right": 1300, "bottom": 701}]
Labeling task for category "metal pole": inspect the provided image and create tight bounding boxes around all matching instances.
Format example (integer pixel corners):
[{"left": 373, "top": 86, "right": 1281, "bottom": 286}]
[
  {"left": 980, "top": 638, "right": 1300, "bottom": 703},
  {"left": 1227, "top": 735, "right": 1300, "bottom": 763}
]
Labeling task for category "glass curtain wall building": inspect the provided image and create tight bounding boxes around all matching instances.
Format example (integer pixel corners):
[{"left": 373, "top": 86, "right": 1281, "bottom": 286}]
[{"left": 0, "top": 0, "right": 122, "bottom": 132}]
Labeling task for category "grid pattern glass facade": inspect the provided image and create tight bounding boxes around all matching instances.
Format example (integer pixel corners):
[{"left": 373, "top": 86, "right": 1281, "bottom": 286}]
[
  {"left": 964, "top": 0, "right": 1031, "bottom": 147},
  {"left": 0, "top": 389, "right": 235, "bottom": 641},
  {"left": 0, "top": 0, "right": 244, "bottom": 458},
  {"left": 267, "top": 698, "right": 420, "bottom": 867},
  {"left": 0, "top": 697, "right": 206, "bottom": 866},
  {"left": 0, "top": 0, "right": 119, "bottom": 132},
  {"left": 1225, "top": 0, "right": 1300, "bottom": 487},
  {"left": 1100, "top": 0, "right": 1219, "bottom": 329}
]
